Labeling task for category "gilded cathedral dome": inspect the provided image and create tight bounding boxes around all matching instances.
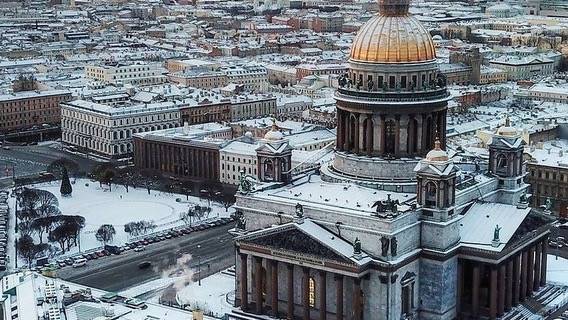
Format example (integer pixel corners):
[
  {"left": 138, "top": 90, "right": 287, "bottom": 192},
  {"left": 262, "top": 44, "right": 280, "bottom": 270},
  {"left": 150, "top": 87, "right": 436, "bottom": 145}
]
[{"left": 349, "top": 0, "right": 436, "bottom": 64}]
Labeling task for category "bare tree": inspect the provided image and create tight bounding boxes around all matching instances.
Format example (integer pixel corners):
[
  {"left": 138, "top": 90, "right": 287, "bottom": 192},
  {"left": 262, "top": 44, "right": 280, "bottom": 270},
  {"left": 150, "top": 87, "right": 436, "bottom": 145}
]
[
  {"left": 95, "top": 224, "right": 116, "bottom": 245},
  {"left": 17, "top": 235, "right": 49, "bottom": 268}
]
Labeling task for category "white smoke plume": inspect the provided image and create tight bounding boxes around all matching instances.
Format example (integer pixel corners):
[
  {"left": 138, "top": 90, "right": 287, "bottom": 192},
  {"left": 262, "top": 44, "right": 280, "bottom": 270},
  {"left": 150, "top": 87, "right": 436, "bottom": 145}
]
[{"left": 158, "top": 253, "right": 195, "bottom": 293}]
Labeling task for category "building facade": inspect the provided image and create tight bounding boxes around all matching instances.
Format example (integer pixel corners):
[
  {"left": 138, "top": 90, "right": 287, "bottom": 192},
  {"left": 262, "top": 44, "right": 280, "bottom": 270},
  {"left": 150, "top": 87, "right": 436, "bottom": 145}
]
[
  {"left": 61, "top": 99, "right": 180, "bottom": 158},
  {"left": 133, "top": 134, "right": 222, "bottom": 182},
  {"left": 85, "top": 62, "right": 166, "bottom": 86},
  {"left": 0, "top": 90, "right": 72, "bottom": 133}
]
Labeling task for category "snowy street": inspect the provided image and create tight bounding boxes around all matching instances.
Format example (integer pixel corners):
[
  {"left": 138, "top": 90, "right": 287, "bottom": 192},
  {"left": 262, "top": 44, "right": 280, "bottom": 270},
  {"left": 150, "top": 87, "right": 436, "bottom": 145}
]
[{"left": 56, "top": 222, "right": 235, "bottom": 293}]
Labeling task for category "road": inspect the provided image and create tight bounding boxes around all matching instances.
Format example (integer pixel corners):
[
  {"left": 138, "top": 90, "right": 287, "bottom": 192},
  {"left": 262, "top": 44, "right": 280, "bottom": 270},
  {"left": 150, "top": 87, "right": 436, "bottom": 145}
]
[
  {"left": 57, "top": 223, "right": 235, "bottom": 293},
  {"left": 0, "top": 142, "right": 98, "bottom": 188}
]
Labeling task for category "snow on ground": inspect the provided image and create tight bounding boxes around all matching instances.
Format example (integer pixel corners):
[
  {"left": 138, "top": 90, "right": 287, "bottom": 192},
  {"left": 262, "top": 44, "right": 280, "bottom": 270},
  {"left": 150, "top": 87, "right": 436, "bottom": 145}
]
[
  {"left": 547, "top": 254, "right": 568, "bottom": 286},
  {"left": 176, "top": 271, "right": 235, "bottom": 317},
  {"left": 6, "top": 178, "right": 234, "bottom": 264}
]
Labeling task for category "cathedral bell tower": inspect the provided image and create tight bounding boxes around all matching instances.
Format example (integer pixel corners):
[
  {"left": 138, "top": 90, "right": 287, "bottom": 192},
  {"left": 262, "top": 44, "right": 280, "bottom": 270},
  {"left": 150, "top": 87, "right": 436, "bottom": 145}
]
[
  {"left": 488, "top": 117, "right": 525, "bottom": 191},
  {"left": 415, "top": 139, "right": 459, "bottom": 222},
  {"left": 256, "top": 121, "right": 293, "bottom": 184}
]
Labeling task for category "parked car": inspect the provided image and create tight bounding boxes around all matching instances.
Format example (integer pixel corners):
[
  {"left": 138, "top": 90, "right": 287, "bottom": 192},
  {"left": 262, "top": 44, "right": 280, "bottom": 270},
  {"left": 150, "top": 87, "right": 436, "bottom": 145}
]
[
  {"left": 72, "top": 258, "right": 87, "bottom": 268},
  {"left": 64, "top": 258, "right": 74, "bottom": 266},
  {"left": 134, "top": 246, "right": 145, "bottom": 252}
]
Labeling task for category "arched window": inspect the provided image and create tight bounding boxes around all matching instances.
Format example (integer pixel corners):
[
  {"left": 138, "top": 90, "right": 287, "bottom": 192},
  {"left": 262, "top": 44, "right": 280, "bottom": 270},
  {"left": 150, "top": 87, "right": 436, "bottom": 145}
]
[
  {"left": 425, "top": 181, "right": 437, "bottom": 207},
  {"left": 349, "top": 115, "right": 357, "bottom": 151},
  {"left": 264, "top": 159, "right": 274, "bottom": 181},
  {"left": 401, "top": 272, "right": 416, "bottom": 317},
  {"left": 496, "top": 154, "right": 508, "bottom": 174},
  {"left": 308, "top": 277, "right": 316, "bottom": 307},
  {"left": 425, "top": 116, "right": 434, "bottom": 150},
  {"left": 407, "top": 118, "right": 418, "bottom": 154},
  {"left": 363, "top": 117, "right": 373, "bottom": 154}
]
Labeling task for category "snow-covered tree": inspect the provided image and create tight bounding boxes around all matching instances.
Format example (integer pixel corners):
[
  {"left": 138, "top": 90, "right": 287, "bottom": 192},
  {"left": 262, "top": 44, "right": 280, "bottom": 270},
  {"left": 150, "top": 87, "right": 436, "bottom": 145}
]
[{"left": 60, "top": 167, "right": 72, "bottom": 197}]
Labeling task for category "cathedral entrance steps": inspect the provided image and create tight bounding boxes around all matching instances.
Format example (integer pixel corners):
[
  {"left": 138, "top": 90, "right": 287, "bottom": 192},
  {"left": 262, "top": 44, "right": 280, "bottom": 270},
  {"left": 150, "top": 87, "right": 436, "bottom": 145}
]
[
  {"left": 537, "top": 286, "right": 567, "bottom": 306},
  {"left": 500, "top": 309, "right": 528, "bottom": 320},
  {"left": 221, "top": 266, "right": 236, "bottom": 277},
  {"left": 227, "top": 309, "right": 275, "bottom": 320}
]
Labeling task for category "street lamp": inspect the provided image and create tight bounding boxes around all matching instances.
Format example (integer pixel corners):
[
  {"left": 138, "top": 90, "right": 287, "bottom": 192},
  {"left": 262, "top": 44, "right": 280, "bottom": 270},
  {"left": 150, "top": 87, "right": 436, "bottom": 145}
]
[{"left": 197, "top": 244, "right": 201, "bottom": 286}]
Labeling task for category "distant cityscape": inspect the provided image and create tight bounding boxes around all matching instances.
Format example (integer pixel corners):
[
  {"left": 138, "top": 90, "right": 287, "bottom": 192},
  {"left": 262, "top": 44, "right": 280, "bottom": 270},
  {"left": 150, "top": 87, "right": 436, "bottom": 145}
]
[{"left": 0, "top": 0, "right": 568, "bottom": 320}]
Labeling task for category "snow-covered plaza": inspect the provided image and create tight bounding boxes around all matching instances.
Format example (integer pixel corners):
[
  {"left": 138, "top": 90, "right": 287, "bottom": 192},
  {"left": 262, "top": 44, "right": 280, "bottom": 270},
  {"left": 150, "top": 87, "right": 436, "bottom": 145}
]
[{"left": 5, "top": 178, "right": 234, "bottom": 265}]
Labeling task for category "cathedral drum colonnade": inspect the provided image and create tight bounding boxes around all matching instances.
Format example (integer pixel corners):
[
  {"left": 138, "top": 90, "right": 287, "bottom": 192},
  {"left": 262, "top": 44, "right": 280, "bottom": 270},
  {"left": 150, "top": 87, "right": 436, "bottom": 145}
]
[{"left": 329, "top": 0, "right": 451, "bottom": 183}]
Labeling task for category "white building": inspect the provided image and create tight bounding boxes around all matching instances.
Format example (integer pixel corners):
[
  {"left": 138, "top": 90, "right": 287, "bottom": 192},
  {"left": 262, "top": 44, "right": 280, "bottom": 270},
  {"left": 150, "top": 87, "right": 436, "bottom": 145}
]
[
  {"left": 220, "top": 64, "right": 268, "bottom": 92},
  {"left": 220, "top": 134, "right": 260, "bottom": 185},
  {"left": 489, "top": 55, "right": 555, "bottom": 80},
  {"left": 520, "top": 81, "right": 568, "bottom": 103},
  {"left": 61, "top": 99, "right": 180, "bottom": 158},
  {"left": 85, "top": 62, "right": 167, "bottom": 86},
  {"left": 276, "top": 95, "right": 313, "bottom": 117},
  {"left": 0, "top": 271, "right": 205, "bottom": 320},
  {"left": 230, "top": 94, "right": 277, "bottom": 121}
]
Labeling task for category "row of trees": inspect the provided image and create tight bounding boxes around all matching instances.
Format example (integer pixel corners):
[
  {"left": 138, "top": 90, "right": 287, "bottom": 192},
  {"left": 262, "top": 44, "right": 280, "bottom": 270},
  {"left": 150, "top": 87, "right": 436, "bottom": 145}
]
[{"left": 16, "top": 187, "right": 85, "bottom": 267}]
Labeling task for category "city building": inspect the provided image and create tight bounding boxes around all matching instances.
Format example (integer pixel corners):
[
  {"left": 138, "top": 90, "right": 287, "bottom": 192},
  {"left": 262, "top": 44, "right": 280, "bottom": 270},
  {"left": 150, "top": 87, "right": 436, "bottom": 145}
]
[
  {"left": 85, "top": 62, "right": 167, "bottom": 86},
  {"left": 231, "top": 94, "right": 277, "bottom": 121},
  {"left": 0, "top": 89, "right": 72, "bottom": 134},
  {"left": 229, "top": 2, "right": 553, "bottom": 320},
  {"left": 61, "top": 99, "right": 180, "bottom": 158},
  {"left": 526, "top": 140, "right": 568, "bottom": 217},
  {"left": 489, "top": 56, "right": 555, "bottom": 81},
  {"left": 133, "top": 123, "right": 228, "bottom": 182},
  {"left": 220, "top": 64, "right": 269, "bottom": 92},
  {"left": 0, "top": 271, "right": 200, "bottom": 320}
]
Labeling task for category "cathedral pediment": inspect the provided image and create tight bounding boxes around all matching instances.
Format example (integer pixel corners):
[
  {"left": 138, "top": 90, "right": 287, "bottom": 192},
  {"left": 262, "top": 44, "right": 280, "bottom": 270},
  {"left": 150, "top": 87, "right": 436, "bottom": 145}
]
[{"left": 237, "top": 219, "right": 372, "bottom": 267}]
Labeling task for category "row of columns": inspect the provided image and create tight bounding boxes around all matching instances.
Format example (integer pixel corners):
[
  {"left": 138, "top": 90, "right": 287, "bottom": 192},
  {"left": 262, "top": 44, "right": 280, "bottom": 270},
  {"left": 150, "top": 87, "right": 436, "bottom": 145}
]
[
  {"left": 461, "top": 238, "right": 548, "bottom": 320},
  {"left": 335, "top": 108, "right": 447, "bottom": 157},
  {"left": 238, "top": 253, "right": 363, "bottom": 320},
  {"left": 134, "top": 139, "right": 219, "bottom": 181}
]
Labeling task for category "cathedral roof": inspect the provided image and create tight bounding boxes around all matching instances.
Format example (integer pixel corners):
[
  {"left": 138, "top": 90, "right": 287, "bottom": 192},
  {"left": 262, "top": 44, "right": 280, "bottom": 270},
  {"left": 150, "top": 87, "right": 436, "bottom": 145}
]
[
  {"left": 349, "top": 0, "right": 436, "bottom": 64},
  {"left": 459, "top": 202, "right": 534, "bottom": 253}
]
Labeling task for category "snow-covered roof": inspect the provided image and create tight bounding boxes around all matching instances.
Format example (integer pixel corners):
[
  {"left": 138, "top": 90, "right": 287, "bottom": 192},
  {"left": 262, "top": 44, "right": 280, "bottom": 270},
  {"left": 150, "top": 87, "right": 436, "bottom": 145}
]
[
  {"left": 254, "top": 175, "right": 415, "bottom": 216},
  {"left": 459, "top": 202, "right": 531, "bottom": 252}
]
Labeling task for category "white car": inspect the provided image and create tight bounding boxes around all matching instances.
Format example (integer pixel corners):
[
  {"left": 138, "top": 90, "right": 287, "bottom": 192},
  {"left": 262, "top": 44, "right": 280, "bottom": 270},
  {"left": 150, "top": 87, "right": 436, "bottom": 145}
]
[
  {"left": 134, "top": 246, "right": 145, "bottom": 252},
  {"left": 72, "top": 258, "right": 87, "bottom": 268}
]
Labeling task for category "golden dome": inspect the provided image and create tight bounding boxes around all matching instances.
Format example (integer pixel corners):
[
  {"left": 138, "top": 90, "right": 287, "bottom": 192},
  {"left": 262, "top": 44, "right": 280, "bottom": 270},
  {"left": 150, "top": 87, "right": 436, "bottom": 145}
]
[{"left": 349, "top": 0, "right": 436, "bottom": 64}]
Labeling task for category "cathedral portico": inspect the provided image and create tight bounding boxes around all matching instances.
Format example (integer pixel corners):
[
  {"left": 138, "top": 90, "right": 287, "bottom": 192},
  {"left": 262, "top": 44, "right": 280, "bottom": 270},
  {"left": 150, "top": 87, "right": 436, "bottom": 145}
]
[
  {"left": 457, "top": 235, "right": 549, "bottom": 320},
  {"left": 235, "top": 248, "right": 366, "bottom": 320}
]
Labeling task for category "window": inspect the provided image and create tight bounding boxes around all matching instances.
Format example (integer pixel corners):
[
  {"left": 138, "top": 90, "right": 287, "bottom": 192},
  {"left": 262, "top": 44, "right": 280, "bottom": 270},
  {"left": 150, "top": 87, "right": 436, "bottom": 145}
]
[
  {"left": 308, "top": 277, "right": 316, "bottom": 307},
  {"left": 401, "top": 272, "right": 416, "bottom": 316},
  {"left": 425, "top": 181, "right": 437, "bottom": 207}
]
